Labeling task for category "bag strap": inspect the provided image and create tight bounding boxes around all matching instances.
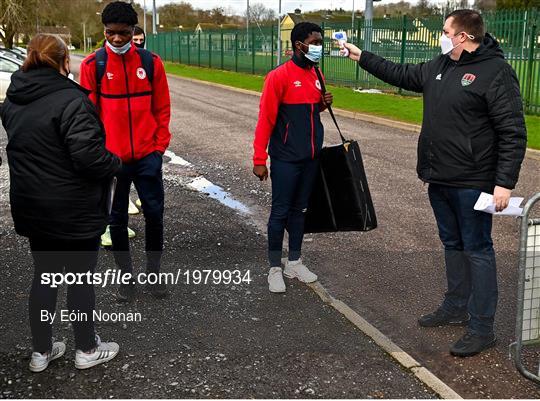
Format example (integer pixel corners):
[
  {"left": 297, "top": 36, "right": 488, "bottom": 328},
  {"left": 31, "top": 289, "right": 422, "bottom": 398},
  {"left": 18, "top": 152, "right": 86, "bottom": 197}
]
[
  {"left": 314, "top": 66, "right": 346, "bottom": 143},
  {"left": 95, "top": 47, "right": 107, "bottom": 111}
]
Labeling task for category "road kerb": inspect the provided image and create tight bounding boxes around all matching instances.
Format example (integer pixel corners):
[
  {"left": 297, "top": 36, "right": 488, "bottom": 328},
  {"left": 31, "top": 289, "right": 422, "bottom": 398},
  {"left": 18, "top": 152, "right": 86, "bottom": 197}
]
[
  {"left": 308, "top": 282, "right": 462, "bottom": 399},
  {"left": 412, "top": 367, "right": 462, "bottom": 399}
]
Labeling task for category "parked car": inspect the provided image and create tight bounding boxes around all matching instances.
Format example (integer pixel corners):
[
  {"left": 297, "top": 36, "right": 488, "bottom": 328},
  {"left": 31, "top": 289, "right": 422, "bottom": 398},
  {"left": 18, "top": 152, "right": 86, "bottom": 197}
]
[
  {"left": 0, "top": 47, "right": 26, "bottom": 62},
  {"left": 0, "top": 55, "right": 22, "bottom": 103},
  {"left": 13, "top": 46, "right": 27, "bottom": 56}
]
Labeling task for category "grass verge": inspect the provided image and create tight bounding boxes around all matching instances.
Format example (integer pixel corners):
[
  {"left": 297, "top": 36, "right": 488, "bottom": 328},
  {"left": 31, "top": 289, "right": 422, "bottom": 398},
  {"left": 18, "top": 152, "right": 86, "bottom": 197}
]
[{"left": 164, "top": 62, "right": 540, "bottom": 151}]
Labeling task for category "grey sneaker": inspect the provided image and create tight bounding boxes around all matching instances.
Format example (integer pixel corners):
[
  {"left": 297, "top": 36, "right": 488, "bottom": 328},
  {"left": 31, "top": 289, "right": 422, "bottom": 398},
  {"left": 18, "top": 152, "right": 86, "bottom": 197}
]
[
  {"left": 268, "top": 267, "right": 286, "bottom": 293},
  {"left": 29, "top": 341, "right": 66, "bottom": 373},
  {"left": 283, "top": 259, "right": 318, "bottom": 283},
  {"left": 75, "top": 335, "right": 119, "bottom": 369}
]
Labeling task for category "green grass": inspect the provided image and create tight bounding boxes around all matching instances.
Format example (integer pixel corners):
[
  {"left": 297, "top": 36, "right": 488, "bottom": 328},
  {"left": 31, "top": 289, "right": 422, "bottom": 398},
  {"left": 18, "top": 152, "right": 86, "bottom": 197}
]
[{"left": 164, "top": 62, "right": 540, "bottom": 150}]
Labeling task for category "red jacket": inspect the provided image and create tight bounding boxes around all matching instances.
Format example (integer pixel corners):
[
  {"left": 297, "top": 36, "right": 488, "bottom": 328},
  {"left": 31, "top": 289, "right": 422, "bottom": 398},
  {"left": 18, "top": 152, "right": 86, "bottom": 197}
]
[
  {"left": 80, "top": 44, "right": 171, "bottom": 162},
  {"left": 253, "top": 55, "right": 326, "bottom": 166}
]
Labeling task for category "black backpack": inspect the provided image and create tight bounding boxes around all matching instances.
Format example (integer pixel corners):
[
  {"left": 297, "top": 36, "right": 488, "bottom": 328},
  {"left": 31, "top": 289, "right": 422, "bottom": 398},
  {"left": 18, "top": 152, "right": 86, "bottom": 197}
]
[{"left": 94, "top": 46, "right": 154, "bottom": 105}]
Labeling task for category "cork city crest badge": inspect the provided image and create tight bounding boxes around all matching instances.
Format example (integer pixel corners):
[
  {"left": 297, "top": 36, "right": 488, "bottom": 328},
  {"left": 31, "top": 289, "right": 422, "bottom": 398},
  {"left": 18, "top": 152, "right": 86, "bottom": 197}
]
[{"left": 461, "top": 73, "right": 476, "bottom": 87}]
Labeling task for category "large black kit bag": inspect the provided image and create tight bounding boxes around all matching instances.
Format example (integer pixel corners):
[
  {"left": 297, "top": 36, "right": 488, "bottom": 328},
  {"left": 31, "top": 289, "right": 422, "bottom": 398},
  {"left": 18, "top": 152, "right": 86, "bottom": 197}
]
[{"left": 304, "top": 67, "right": 377, "bottom": 233}]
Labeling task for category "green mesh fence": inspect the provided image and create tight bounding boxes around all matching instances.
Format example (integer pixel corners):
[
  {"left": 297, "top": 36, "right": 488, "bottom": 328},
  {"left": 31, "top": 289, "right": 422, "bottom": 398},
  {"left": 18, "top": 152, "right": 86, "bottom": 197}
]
[{"left": 147, "top": 9, "right": 540, "bottom": 115}]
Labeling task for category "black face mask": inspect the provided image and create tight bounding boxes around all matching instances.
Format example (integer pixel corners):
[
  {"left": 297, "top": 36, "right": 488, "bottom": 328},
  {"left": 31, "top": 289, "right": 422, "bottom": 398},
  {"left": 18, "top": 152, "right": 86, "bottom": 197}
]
[{"left": 134, "top": 41, "right": 145, "bottom": 49}]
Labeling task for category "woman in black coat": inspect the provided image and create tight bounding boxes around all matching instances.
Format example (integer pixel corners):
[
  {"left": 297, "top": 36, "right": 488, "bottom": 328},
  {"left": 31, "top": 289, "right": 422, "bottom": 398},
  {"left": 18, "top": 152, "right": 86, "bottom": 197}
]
[{"left": 1, "top": 34, "right": 122, "bottom": 372}]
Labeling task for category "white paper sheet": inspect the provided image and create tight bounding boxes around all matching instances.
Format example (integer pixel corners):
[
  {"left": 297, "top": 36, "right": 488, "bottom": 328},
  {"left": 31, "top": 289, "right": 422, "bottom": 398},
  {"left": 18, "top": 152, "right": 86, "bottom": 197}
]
[{"left": 473, "top": 192, "right": 524, "bottom": 216}]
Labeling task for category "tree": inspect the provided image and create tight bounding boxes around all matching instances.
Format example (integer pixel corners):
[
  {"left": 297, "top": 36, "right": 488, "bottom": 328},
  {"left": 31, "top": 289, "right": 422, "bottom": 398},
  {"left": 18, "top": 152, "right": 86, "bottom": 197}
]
[
  {"left": 496, "top": 0, "right": 540, "bottom": 8},
  {"left": 246, "top": 3, "right": 277, "bottom": 25},
  {"left": 414, "top": 0, "right": 439, "bottom": 16},
  {"left": 209, "top": 7, "right": 226, "bottom": 25},
  {"left": 373, "top": 1, "right": 413, "bottom": 17},
  {"left": 157, "top": 2, "right": 198, "bottom": 29},
  {"left": 0, "top": 0, "right": 43, "bottom": 48},
  {"left": 473, "top": 0, "right": 497, "bottom": 10}
]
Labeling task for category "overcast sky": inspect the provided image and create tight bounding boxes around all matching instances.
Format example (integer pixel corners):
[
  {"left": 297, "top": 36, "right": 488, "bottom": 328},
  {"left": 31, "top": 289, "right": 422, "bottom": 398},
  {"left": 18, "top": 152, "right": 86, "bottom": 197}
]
[{"left": 133, "top": 0, "right": 419, "bottom": 15}]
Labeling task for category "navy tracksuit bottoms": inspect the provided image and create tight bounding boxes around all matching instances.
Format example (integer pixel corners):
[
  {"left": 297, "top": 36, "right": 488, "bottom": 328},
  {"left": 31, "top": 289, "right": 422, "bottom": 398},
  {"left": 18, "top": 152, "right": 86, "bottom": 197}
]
[{"left": 267, "top": 158, "right": 319, "bottom": 267}]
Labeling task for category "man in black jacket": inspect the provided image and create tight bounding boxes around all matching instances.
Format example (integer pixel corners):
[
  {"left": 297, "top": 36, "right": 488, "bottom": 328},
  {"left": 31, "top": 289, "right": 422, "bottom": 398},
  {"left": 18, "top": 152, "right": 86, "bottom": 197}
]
[{"left": 343, "top": 9, "right": 527, "bottom": 356}]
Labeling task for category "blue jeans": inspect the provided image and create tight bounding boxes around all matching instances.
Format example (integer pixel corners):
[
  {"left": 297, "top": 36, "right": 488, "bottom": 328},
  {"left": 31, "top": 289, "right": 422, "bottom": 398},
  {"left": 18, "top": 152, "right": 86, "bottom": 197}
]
[
  {"left": 428, "top": 184, "right": 498, "bottom": 336},
  {"left": 267, "top": 159, "right": 319, "bottom": 267},
  {"left": 110, "top": 151, "right": 164, "bottom": 274}
]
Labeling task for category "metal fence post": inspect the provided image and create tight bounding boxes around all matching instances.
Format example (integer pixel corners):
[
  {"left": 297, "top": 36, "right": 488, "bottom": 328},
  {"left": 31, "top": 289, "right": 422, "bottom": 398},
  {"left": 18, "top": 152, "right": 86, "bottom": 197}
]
[
  {"left": 251, "top": 28, "right": 256, "bottom": 74},
  {"left": 209, "top": 32, "right": 212, "bottom": 68},
  {"left": 187, "top": 33, "right": 191, "bottom": 65},
  {"left": 235, "top": 32, "right": 239, "bottom": 72},
  {"left": 270, "top": 24, "right": 275, "bottom": 70},
  {"left": 399, "top": 15, "right": 408, "bottom": 94},
  {"left": 164, "top": 33, "right": 168, "bottom": 61},
  {"left": 355, "top": 18, "right": 361, "bottom": 86},
  {"left": 321, "top": 22, "right": 325, "bottom": 74},
  {"left": 221, "top": 30, "right": 224, "bottom": 70},
  {"left": 198, "top": 30, "right": 201, "bottom": 67},
  {"left": 525, "top": 24, "right": 537, "bottom": 113},
  {"left": 178, "top": 31, "right": 182, "bottom": 64}
]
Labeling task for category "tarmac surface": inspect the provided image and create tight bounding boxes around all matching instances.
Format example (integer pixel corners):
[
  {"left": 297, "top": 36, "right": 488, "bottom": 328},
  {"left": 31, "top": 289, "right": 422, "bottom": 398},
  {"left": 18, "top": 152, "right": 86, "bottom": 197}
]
[
  {"left": 0, "top": 55, "right": 539, "bottom": 398},
  {"left": 0, "top": 58, "right": 436, "bottom": 399}
]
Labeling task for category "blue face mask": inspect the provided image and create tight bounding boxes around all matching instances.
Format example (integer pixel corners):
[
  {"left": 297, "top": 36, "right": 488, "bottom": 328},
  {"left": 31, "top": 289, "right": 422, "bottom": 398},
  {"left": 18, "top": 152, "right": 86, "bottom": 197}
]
[
  {"left": 106, "top": 40, "right": 132, "bottom": 55},
  {"left": 301, "top": 42, "right": 323, "bottom": 63}
]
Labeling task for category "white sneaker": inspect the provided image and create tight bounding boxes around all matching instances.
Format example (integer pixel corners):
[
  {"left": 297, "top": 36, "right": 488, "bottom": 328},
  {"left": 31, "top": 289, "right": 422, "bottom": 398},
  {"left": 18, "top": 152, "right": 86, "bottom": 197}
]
[
  {"left": 268, "top": 267, "right": 286, "bottom": 293},
  {"left": 128, "top": 198, "right": 139, "bottom": 215},
  {"left": 29, "top": 341, "right": 66, "bottom": 373},
  {"left": 75, "top": 335, "right": 119, "bottom": 370},
  {"left": 283, "top": 259, "right": 318, "bottom": 283}
]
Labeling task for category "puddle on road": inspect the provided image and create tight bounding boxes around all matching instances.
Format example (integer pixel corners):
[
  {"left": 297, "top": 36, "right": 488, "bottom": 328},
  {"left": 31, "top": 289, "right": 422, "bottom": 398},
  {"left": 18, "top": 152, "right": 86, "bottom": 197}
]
[
  {"left": 164, "top": 152, "right": 251, "bottom": 215},
  {"left": 187, "top": 176, "right": 251, "bottom": 215}
]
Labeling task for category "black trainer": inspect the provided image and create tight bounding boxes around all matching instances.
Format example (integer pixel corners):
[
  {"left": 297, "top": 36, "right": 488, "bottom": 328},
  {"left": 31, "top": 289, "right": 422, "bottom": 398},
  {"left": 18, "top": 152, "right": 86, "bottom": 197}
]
[
  {"left": 450, "top": 332, "right": 497, "bottom": 357},
  {"left": 418, "top": 308, "right": 470, "bottom": 327},
  {"left": 117, "top": 281, "right": 136, "bottom": 302}
]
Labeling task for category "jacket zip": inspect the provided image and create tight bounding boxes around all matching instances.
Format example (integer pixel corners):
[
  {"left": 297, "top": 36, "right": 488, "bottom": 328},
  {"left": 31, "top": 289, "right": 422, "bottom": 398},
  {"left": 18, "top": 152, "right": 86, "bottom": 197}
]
[
  {"left": 283, "top": 123, "right": 289, "bottom": 144},
  {"left": 310, "top": 104, "right": 315, "bottom": 159},
  {"left": 121, "top": 54, "right": 135, "bottom": 160}
]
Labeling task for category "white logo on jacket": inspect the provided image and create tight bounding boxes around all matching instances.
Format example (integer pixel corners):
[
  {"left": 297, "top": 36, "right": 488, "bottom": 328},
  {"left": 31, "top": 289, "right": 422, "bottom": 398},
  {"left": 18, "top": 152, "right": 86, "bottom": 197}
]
[
  {"left": 107, "top": 72, "right": 114, "bottom": 80},
  {"left": 435, "top": 73, "right": 442, "bottom": 80},
  {"left": 315, "top": 80, "right": 321, "bottom": 90},
  {"left": 136, "top": 68, "right": 147, "bottom": 80},
  {"left": 294, "top": 80, "right": 302, "bottom": 87}
]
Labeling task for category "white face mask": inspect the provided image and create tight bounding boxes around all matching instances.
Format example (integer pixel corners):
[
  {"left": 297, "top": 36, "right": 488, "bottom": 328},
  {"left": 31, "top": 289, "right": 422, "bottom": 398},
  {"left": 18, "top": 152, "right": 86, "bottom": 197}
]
[
  {"left": 106, "top": 40, "right": 132, "bottom": 55},
  {"left": 301, "top": 43, "right": 323, "bottom": 63},
  {"left": 440, "top": 32, "right": 475, "bottom": 55}
]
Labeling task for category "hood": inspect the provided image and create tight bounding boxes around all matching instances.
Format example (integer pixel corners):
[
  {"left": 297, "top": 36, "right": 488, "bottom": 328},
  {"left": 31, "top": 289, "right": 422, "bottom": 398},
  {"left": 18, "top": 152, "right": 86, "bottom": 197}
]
[
  {"left": 6, "top": 67, "right": 89, "bottom": 105},
  {"left": 458, "top": 32, "right": 504, "bottom": 65}
]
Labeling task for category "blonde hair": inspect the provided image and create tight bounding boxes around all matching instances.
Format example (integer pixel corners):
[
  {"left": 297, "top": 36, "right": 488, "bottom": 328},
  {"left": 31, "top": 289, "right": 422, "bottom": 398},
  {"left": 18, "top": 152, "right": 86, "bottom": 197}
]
[{"left": 22, "top": 34, "right": 69, "bottom": 73}]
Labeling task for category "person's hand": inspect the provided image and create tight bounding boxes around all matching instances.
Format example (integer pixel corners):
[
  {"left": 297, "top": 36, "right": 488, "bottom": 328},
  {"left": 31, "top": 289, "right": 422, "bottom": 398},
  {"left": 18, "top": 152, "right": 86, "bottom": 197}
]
[
  {"left": 341, "top": 42, "right": 362, "bottom": 61},
  {"left": 253, "top": 165, "right": 268, "bottom": 181},
  {"left": 322, "top": 92, "right": 333, "bottom": 106},
  {"left": 493, "top": 185, "right": 512, "bottom": 212}
]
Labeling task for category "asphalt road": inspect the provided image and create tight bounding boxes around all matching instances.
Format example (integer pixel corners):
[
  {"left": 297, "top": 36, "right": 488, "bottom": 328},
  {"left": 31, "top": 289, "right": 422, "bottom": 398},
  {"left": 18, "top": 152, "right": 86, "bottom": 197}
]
[
  {"left": 0, "top": 55, "right": 539, "bottom": 398},
  {"left": 152, "top": 64, "right": 540, "bottom": 397},
  {"left": 0, "top": 58, "right": 436, "bottom": 398}
]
